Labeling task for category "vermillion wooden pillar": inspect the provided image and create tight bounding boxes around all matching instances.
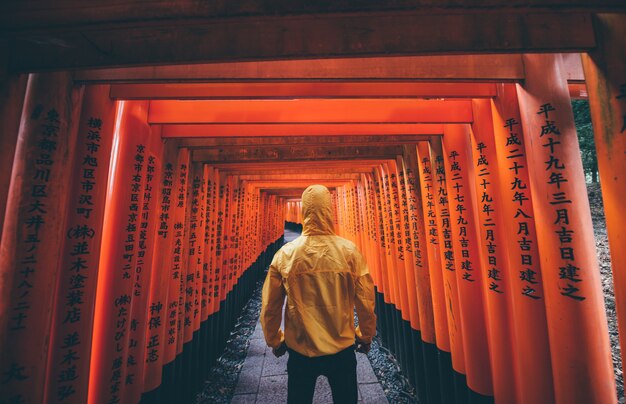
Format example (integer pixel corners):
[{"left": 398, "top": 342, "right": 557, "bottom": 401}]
[
  {"left": 143, "top": 140, "right": 179, "bottom": 392},
  {"left": 0, "top": 72, "right": 83, "bottom": 403},
  {"left": 125, "top": 128, "right": 163, "bottom": 403},
  {"left": 88, "top": 101, "right": 152, "bottom": 404},
  {"left": 163, "top": 148, "right": 190, "bottom": 365},
  {"left": 0, "top": 74, "right": 27, "bottom": 238},
  {"left": 490, "top": 83, "right": 554, "bottom": 404},
  {"left": 45, "top": 85, "right": 116, "bottom": 404},
  {"left": 415, "top": 142, "right": 450, "bottom": 352},
  {"left": 441, "top": 124, "right": 493, "bottom": 397},
  {"left": 581, "top": 13, "right": 626, "bottom": 373},
  {"left": 399, "top": 153, "right": 435, "bottom": 342},
  {"left": 469, "top": 99, "right": 516, "bottom": 403},
  {"left": 429, "top": 138, "right": 466, "bottom": 375},
  {"left": 517, "top": 53, "right": 616, "bottom": 403}
]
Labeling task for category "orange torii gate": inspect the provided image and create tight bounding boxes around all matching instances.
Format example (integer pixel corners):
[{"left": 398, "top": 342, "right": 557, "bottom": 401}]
[{"left": 0, "top": 11, "right": 625, "bottom": 403}]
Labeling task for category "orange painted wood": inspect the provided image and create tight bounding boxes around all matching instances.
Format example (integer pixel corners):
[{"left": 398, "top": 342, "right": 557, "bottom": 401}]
[
  {"left": 125, "top": 125, "right": 163, "bottom": 402},
  {"left": 0, "top": 72, "right": 83, "bottom": 403},
  {"left": 387, "top": 161, "right": 412, "bottom": 323},
  {"left": 469, "top": 99, "right": 517, "bottom": 403},
  {"left": 441, "top": 125, "right": 493, "bottom": 395},
  {"left": 143, "top": 140, "right": 179, "bottom": 391},
  {"left": 581, "top": 13, "right": 626, "bottom": 378},
  {"left": 163, "top": 147, "right": 190, "bottom": 363},
  {"left": 399, "top": 151, "right": 436, "bottom": 343},
  {"left": 415, "top": 142, "right": 450, "bottom": 352},
  {"left": 111, "top": 82, "right": 496, "bottom": 100},
  {"left": 490, "top": 83, "right": 554, "bottom": 403},
  {"left": 429, "top": 137, "right": 466, "bottom": 373},
  {"left": 44, "top": 85, "right": 116, "bottom": 404},
  {"left": 517, "top": 53, "right": 616, "bottom": 403},
  {"left": 88, "top": 101, "right": 152, "bottom": 404},
  {"left": 148, "top": 99, "right": 472, "bottom": 124}
]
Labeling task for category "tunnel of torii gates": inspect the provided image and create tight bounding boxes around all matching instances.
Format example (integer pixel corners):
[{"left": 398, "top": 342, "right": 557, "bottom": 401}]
[{"left": 1, "top": 12, "right": 626, "bottom": 404}]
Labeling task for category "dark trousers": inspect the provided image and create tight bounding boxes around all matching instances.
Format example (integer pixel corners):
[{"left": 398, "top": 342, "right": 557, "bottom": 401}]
[{"left": 287, "top": 346, "right": 358, "bottom": 404}]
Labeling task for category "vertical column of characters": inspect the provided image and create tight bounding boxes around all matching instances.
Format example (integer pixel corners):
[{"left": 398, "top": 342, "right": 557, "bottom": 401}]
[
  {"left": 175, "top": 150, "right": 192, "bottom": 356},
  {"left": 223, "top": 175, "right": 234, "bottom": 295},
  {"left": 201, "top": 165, "right": 213, "bottom": 322},
  {"left": 379, "top": 164, "right": 402, "bottom": 312},
  {"left": 236, "top": 181, "right": 245, "bottom": 276},
  {"left": 490, "top": 83, "right": 553, "bottom": 403},
  {"left": 183, "top": 163, "right": 202, "bottom": 344},
  {"left": 207, "top": 169, "right": 220, "bottom": 317},
  {"left": 469, "top": 99, "right": 517, "bottom": 403},
  {"left": 441, "top": 124, "right": 492, "bottom": 396},
  {"left": 215, "top": 175, "right": 226, "bottom": 312},
  {"left": 390, "top": 159, "right": 419, "bottom": 330},
  {"left": 361, "top": 173, "right": 383, "bottom": 292},
  {"left": 231, "top": 177, "right": 240, "bottom": 283},
  {"left": 581, "top": 14, "right": 626, "bottom": 374},
  {"left": 399, "top": 152, "right": 437, "bottom": 343},
  {"left": 429, "top": 138, "right": 466, "bottom": 376},
  {"left": 415, "top": 142, "right": 450, "bottom": 352},
  {"left": 162, "top": 148, "right": 189, "bottom": 364},
  {"left": 45, "top": 85, "right": 116, "bottom": 404},
  {"left": 517, "top": 53, "right": 615, "bottom": 402},
  {"left": 193, "top": 163, "right": 208, "bottom": 333},
  {"left": 126, "top": 129, "right": 162, "bottom": 403},
  {"left": 0, "top": 73, "right": 82, "bottom": 403},
  {"left": 143, "top": 140, "right": 179, "bottom": 392},
  {"left": 88, "top": 100, "right": 151, "bottom": 404},
  {"left": 373, "top": 167, "right": 393, "bottom": 306},
  {"left": 372, "top": 169, "right": 391, "bottom": 302}
]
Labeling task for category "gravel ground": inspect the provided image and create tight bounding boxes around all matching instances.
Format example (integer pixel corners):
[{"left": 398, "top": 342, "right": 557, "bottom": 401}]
[
  {"left": 366, "top": 336, "right": 417, "bottom": 403},
  {"left": 195, "top": 281, "right": 264, "bottom": 404},
  {"left": 196, "top": 187, "right": 622, "bottom": 403},
  {"left": 588, "top": 183, "right": 623, "bottom": 401}
]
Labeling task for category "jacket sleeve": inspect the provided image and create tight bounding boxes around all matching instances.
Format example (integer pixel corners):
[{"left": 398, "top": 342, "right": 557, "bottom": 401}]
[
  {"left": 260, "top": 255, "right": 286, "bottom": 349},
  {"left": 353, "top": 248, "right": 376, "bottom": 344}
]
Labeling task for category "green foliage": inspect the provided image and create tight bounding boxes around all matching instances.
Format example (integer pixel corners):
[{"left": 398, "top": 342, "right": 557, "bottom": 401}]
[{"left": 572, "top": 99, "right": 598, "bottom": 183}]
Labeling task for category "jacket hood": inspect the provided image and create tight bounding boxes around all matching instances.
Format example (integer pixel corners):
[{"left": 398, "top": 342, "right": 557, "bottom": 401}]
[{"left": 301, "top": 184, "right": 335, "bottom": 236}]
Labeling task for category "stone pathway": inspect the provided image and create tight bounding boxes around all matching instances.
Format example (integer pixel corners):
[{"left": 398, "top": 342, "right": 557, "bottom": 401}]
[{"left": 232, "top": 321, "right": 388, "bottom": 404}]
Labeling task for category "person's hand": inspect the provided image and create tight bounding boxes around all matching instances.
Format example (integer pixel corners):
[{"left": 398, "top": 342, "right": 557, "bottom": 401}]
[
  {"left": 355, "top": 340, "right": 371, "bottom": 354},
  {"left": 272, "top": 341, "right": 287, "bottom": 357}
]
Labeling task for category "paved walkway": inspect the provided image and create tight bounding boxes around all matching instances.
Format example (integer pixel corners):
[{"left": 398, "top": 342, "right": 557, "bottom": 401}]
[
  {"left": 232, "top": 321, "right": 388, "bottom": 403},
  {"left": 232, "top": 228, "right": 388, "bottom": 403}
]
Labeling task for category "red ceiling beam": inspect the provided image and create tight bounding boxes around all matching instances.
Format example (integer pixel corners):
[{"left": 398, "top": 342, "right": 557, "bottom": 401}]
[
  {"left": 161, "top": 123, "right": 443, "bottom": 138},
  {"left": 149, "top": 99, "right": 472, "bottom": 124}
]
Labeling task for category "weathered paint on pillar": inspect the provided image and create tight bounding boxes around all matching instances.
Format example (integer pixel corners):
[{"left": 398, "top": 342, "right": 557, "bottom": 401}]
[
  {"left": 0, "top": 74, "right": 27, "bottom": 239},
  {"left": 470, "top": 99, "right": 517, "bottom": 403},
  {"left": 581, "top": 13, "right": 626, "bottom": 374},
  {"left": 491, "top": 83, "right": 554, "bottom": 404},
  {"left": 0, "top": 72, "right": 83, "bottom": 403},
  {"left": 429, "top": 137, "right": 465, "bottom": 374},
  {"left": 45, "top": 84, "right": 116, "bottom": 404},
  {"left": 441, "top": 124, "right": 493, "bottom": 396},
  {"left": 517, "top": 53, "right": 616, "bottom": 403}
]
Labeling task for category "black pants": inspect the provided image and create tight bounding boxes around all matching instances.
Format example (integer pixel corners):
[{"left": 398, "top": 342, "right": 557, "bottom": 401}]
[{"left": 287, "top": 346, "right": 358, "bottom": 404}]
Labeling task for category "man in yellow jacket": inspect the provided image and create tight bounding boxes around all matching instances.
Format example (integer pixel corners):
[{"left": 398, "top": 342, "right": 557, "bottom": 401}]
[{"left": 261, "top": 184, "right": 376, "bottom": 404}]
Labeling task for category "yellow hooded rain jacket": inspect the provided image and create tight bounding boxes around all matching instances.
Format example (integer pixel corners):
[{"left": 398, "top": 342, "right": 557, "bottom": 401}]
[{"left": 260, "top": 184, "right": 376, "bottom": 357}]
